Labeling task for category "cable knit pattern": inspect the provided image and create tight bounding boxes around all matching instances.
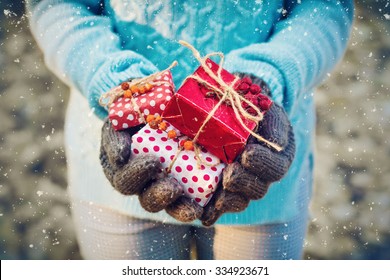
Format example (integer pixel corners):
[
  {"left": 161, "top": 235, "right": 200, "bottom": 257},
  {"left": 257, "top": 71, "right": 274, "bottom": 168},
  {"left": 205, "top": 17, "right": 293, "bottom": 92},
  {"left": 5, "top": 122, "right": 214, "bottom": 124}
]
[{"left": 26, "top": 0, "right": 354, "bottom": 225}]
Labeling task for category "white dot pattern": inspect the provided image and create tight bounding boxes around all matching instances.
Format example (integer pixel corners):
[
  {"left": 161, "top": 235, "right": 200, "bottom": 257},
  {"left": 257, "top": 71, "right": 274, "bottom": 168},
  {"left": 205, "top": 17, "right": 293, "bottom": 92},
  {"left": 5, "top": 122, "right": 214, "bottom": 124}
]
[
  {"left": 130, "top": 123, "right": 226, "bottom": 207},
  {"left": 108, "top": 71, "right": 175, "bottom": 131}
]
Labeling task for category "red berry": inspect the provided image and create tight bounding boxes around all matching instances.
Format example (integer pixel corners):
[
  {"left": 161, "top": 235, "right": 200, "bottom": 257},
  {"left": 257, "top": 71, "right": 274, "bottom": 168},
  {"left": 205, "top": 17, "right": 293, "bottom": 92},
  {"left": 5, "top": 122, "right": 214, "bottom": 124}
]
[
  {"left": 158, "top": 121, "right": 168, "bottom": 131},
  {"left": 244, "top": 93, "right": 260, "bottom": 107},
  {"left": 259, "top": 98, "right": 273, "bottom": 112},
  {"left": 130, "top": 85, "right": 139, "bottom": 94},
  {"left": 144, "top": 83, "right": 153, "bottom": 91},
  {"left": 138, "top": 85, "right": 146, "bottom": 94},
  {"left": 241, "top": 101, "right": 249, "bottom": 109},
  {"left": 149, "top": 120, "right": 159, "bottom": 129},
  {"left": 183, "top": 140, "right": 194, "bottom": 151},
  {"left": 167, "top": 130, "right": 177, "bottom": 139},
  {"left": 246, "top": 107, "right": 257, "bottom": 115},
  {"left": 242, "top": 93, "right": 261, "bottom": 115},
  {"left": 241, "top": 76, "right": 253, "bottom": 85},
  {"left": 124, "top": 90, "right": 133, "bottom": 98},
  {"left": 121, "top": 82, "right": 129, "bottom": 90},
  {"left": 258, "top": 93, "right": 269, "bottom": 99},
  {"left": 238, "top": 82, "right": 250, "bottom": 92},
  {"left": 249, "top": 84, "right": 261, "bottom": 94},
  {"left": 146, "top": 114, "right": 155, "bottom": 123}
]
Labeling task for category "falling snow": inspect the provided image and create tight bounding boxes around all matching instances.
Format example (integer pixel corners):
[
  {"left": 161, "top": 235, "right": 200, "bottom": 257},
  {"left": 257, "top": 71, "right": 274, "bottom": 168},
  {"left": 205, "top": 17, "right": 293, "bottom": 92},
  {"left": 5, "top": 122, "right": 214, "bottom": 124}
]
[
  {"left": 0, "top": 0, "right": 389, "bottom": 261},
  {"left": 1, "top": 2, "right": 79, "bottom": 260},
  {"left": 305, "top": 0, "right": 390, "bottom": 260},
  {"left": 3, "top": 9, "right": 17, "bottom": 17}
]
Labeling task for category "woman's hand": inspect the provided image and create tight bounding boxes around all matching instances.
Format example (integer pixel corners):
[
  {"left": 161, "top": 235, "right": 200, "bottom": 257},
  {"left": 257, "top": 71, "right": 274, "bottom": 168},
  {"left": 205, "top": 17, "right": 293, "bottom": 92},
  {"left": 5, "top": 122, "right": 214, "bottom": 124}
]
[
  {"left": 100, "top": 118, "right": 204, "bottom": 222},
  {"left": 200, "top": 75, "right": 296, "bottom": 226}
]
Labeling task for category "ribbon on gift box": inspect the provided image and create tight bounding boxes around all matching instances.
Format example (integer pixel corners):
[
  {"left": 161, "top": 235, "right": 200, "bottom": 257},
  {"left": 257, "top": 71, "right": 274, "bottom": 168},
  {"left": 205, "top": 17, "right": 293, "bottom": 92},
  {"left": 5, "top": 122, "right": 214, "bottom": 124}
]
[
  {"left": 99, "top": 61, "right": 178, "bottom": 123},
  {"left": 178, "top": 40, "right": 282, "bottom": 152}
]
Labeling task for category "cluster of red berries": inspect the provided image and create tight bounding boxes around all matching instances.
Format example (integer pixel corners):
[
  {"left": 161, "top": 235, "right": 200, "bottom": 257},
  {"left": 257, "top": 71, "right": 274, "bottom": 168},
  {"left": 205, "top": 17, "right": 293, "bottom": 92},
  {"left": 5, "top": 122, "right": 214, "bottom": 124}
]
[
  {"left": 121, "top": 82, "right": 153, "bottom": 98},
  {"left": 145, "top": 115, "right": 194, "bottom": 151},
  {"left": 235, "top": 76, "right": 273, "bottom": 115}
]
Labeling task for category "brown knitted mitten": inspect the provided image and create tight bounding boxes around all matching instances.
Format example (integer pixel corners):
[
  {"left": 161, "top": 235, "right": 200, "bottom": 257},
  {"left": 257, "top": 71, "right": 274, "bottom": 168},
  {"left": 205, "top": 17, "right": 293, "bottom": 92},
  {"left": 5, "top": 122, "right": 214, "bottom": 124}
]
[
  {"left": 100, "top": 118, "right": 203, "bottom": 222},
  {"left": 200, "top": 74, "right": 296, "bottom": 226}
]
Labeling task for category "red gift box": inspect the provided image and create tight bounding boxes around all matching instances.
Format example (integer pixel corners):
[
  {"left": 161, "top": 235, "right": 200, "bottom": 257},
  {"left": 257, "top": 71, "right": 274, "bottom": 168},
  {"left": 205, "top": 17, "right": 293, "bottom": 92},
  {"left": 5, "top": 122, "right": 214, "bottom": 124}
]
[
  {"left": 162, "top": 59, "right": 257, "bottom": 164},
  {"left": 108, "top": 71, "right": 174, "bottom": 130}
]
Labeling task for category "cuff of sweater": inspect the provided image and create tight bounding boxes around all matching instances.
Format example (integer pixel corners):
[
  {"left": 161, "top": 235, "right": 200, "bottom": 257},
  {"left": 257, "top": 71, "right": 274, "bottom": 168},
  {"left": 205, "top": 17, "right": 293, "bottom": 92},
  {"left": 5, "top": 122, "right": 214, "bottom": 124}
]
[
  {"left": 224, "top": 55, "right": 286, "bottom": 110},
  {"left": 87, "top": 52, "right": 159, "bottom": 120}
]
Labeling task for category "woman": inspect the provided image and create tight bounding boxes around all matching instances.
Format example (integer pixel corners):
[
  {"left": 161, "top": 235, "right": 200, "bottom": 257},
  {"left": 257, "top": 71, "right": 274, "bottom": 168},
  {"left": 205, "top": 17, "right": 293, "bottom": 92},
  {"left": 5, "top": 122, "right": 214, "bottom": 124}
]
[{"left": 26, "top": 0, "right": 354, "bottom": 259}]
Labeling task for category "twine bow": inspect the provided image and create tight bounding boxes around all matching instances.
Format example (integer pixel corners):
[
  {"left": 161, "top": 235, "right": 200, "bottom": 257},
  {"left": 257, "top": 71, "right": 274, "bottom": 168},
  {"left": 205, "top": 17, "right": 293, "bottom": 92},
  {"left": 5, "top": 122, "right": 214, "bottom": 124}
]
[{"left": 179, "top": 40, "right": 282, "bottom": 152}]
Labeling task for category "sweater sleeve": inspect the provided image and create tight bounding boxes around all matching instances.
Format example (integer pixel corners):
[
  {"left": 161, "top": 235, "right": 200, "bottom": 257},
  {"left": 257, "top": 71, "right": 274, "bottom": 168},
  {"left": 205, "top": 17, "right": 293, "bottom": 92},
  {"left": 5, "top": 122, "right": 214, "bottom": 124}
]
[
  {"left": 224, "top": 0, "right": 354, "bottom": 114},
  {"left": 26, "top": 0, "right": 159, "bottom": 119}
]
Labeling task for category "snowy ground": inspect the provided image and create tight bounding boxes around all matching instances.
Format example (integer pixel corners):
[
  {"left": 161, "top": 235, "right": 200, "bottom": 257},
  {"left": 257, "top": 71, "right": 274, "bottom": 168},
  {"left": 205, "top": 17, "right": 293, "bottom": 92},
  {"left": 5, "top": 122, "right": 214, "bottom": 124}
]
[{"left": 0, "top": 2, "right": 389, "bottom": 259}]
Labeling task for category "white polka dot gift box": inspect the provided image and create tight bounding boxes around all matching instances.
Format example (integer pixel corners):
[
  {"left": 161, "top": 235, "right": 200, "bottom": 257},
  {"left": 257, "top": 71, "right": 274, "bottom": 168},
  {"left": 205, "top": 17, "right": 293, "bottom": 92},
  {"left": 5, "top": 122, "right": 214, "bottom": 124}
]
[
  {"left": 131, "top": 122, "right": 226, "bottom": 207},
  {"left": 108, "top": 71, "right": 174, "bottom": 131}
]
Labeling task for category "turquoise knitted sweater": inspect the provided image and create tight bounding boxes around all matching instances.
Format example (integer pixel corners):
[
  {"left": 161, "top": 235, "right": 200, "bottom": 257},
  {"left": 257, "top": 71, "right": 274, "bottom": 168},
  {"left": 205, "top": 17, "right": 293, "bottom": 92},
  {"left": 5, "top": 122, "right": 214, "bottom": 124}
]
[{"left": 26, "top": 0, "right": 353, "bottom": 225}]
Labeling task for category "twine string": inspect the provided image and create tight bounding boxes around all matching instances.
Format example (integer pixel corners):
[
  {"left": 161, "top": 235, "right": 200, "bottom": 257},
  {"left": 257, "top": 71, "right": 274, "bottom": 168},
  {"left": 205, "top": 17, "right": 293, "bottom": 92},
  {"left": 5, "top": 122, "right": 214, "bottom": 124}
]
[
  {"left": 167, "top": 146, "right": 184, "bottom": 173},
  {"left": 179, "top": 40, "right": 282, "bottom": 152},
  {"left": 99, "top": 61, "right": 178, "bottom": 108},
  {"left": 99, "top": 61, "right": 178, "bottom": 127}
]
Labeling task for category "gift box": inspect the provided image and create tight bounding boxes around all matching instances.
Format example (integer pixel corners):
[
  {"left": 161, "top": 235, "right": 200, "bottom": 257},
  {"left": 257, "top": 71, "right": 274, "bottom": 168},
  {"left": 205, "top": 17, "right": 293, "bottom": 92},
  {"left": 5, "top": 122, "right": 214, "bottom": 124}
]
[
  {"left": 131, "top": 122, "right": 226, "bottom": 207},
  {"left": 162, "top": 59, "right": 257, "bottom": 163},
  {"left": 108, "top": 71, "right": 174, "bottom": 130}
]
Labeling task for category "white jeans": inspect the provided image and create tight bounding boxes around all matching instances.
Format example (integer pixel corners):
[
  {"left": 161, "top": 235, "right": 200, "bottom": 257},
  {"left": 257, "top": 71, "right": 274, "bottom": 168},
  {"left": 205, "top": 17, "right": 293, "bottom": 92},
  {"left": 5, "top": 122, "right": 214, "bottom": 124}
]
[{"left": 71, "top": 199, "right": 308, "bottom": 260}]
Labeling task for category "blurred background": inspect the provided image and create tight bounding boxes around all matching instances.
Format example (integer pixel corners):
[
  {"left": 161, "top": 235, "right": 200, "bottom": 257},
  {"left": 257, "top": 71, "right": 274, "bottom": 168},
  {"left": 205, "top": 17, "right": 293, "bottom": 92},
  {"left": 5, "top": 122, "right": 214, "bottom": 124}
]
[{"left": 0, "top": 1, "right": 389, "bottom": 260}]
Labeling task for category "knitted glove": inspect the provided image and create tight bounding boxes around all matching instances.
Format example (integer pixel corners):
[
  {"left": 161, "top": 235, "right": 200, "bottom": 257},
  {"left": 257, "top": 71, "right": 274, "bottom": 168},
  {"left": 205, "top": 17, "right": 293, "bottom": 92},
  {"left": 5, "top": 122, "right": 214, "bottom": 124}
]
[
  {"left": 100, "top": 75, "right": 294, "bottom": 225},
  {"left": 200, "top": 74, "right": 296, "bottom": 226},
  {"left": 100, "top": 118, "right": 203, "bottom": 222}
]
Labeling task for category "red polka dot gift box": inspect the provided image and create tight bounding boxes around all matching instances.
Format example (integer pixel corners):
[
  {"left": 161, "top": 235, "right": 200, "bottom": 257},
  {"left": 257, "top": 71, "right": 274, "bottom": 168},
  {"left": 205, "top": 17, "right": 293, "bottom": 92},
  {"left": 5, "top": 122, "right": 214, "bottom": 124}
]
[
  {"left": 131, "top": 122, "right": 226, "bottom": 207},
  {"left": 108, "top": 71, "right": 174, "bottom": 131}
]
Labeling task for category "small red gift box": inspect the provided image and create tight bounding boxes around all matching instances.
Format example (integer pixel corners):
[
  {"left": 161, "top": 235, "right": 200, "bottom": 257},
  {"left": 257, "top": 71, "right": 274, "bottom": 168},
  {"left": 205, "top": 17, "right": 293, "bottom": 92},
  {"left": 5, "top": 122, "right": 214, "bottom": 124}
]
[
  {"left": 162, "top": 59, "right": 257, "bottom": 164},
  {"left": 108, "top": 71, "right": 174, "bottom": 130}
]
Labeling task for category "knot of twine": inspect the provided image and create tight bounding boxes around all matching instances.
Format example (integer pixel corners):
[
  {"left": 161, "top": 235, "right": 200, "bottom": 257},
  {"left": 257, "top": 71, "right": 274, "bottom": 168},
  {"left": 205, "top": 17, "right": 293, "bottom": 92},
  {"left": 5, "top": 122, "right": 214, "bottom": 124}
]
[{"left": 179, "top": 40, "right": 282, "bottom": 152}]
